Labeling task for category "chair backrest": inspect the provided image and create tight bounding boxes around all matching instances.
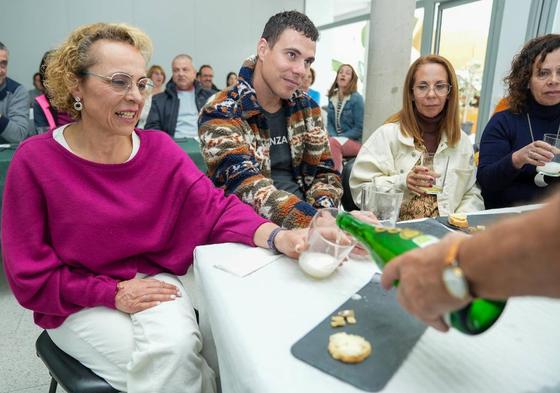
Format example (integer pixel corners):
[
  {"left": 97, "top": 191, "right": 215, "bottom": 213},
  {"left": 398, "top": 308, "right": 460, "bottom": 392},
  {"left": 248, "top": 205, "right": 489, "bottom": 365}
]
[{"left": 341, "top": 158, "right": 359, "bottom": 211}]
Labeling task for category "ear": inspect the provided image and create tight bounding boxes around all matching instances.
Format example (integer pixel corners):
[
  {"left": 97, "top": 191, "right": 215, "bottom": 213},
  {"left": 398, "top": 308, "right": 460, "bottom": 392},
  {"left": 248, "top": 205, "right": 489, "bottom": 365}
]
[
  {"left": 69, "top": 75, "right": 82, "bottom": 98},
  {"left": 256, "top": 38, "right": 269, "bottom": 60}
]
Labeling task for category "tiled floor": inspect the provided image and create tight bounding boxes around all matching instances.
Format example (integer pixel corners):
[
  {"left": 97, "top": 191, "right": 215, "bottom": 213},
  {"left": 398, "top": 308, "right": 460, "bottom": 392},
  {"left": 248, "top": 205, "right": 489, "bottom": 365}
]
[
  {"left": 0, "top": 265, "right": 198, "bottom": 393},
  {"left": 0, "top": 264, "right": 52, "bottom": 393}
]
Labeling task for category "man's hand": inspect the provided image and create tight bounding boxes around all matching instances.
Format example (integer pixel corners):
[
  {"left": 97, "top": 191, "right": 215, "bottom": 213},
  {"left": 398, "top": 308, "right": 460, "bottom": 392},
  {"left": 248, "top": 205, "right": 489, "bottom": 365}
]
[
  {"left": 380, "top": 232, "right": 470, "bottom": 332},
  {"left": 115, "top": 278, "right": 181, "bottom": 314}
]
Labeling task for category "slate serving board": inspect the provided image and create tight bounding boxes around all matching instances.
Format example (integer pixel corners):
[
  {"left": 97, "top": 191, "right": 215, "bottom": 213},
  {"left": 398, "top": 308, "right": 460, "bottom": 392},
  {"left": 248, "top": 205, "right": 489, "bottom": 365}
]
[
  {"left": 395, "top": 218, "right": 452, "bottom": 238},
  {"left": 291, "top": 278, "right": 427, "bottom": 391},
  {"left": 436, "top": 212, "right": 519, "bottom": 233}
]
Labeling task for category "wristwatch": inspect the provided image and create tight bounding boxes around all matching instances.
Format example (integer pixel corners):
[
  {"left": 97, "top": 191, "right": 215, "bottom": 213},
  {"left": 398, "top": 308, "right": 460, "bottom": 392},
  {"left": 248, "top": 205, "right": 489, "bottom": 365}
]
[{"left": 442, "top": 238, "right": 471, "bottom": 300}]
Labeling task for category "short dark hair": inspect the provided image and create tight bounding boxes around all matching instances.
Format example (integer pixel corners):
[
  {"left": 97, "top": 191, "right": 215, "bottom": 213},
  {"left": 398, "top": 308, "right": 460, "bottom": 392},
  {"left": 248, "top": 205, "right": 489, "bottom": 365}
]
[
  {"left": 199, "top": 64, "right": 213, "bottom": 73},
  {"left": 261, "top": 10, "right": 319, "bottom": 48},
  {"left": 0, "top": 41, "right": 7, "bottom": 52}
]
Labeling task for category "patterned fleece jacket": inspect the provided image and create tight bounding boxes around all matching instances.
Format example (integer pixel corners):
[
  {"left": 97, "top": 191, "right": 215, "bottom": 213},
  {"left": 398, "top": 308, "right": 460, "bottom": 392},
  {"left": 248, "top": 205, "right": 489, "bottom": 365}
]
[{"left": 198, "top": 56, "right": 342, "bottom": 229}]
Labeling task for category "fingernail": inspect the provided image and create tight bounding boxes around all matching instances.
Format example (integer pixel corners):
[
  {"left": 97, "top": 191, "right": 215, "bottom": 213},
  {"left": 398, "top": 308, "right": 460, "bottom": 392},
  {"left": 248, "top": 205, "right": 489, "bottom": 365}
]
[
  {"left": 170, "top": 294, "right": 176, "bottom": 300},
  {"left": 156, "top": 301, "right": 161, "bottom": 305},
  {"left": 176, "top": 291, "right": 182, "bottom": 297}
]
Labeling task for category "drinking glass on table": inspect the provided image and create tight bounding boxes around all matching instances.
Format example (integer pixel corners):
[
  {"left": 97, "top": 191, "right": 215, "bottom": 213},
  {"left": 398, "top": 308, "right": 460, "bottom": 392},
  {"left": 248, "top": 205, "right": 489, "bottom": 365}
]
[
  {"left": 420, "top": 152, "right": 449, "bottom": 194},
  {"left": 537, "top": 134, "right": 560, "bottom": 177},
  {"left": 360, "top": 184, "right": 403, "bottom": 227},
  {"left": 298, "top": 208, "right": 357, "bottom": 279}
]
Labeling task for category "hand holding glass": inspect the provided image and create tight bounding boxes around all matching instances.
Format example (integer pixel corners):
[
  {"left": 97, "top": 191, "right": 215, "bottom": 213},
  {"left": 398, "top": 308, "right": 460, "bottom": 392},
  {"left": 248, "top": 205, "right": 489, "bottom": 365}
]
[
  {"left": 420, "top": 152, "right": 448, "bottom": 194},
  {"left": 537, "top": 134, "right": 560, "bottom": 177},
  {"left": 298, "top": 208, "right": 356, "bottom": 279}
]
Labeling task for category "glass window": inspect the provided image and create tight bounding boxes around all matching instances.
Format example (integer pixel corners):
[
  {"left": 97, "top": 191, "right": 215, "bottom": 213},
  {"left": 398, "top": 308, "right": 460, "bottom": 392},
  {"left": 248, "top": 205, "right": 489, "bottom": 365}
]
[
  {"left": 412, "top": 7, "right": 424, "bottom": 63},
  {"left": 306, "top": 0, "right": 370, "bottom": 26},
  {"left": 436, "top": 0, "right": 493, "bottom": 136},
  {"left": 312, "top": 20, "right": 369, "bottom": 107}
]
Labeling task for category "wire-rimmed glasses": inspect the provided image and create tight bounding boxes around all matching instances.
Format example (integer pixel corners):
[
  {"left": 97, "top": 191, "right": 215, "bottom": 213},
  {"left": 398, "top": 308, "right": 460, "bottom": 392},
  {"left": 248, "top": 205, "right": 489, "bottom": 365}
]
[
  {"left": 412, "top": 83, "right": 451, "bottom": 97},
  {"left": 81, "top": 71, "right": 154, "bottom": 97}
]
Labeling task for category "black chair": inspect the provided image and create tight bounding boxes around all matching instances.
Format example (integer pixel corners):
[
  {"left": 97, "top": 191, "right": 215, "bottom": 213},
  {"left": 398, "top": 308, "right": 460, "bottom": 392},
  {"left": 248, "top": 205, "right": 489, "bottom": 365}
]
[
  {"left": 341, "top": 158, "right": 359, "bottom": 211},
  {"left": 36, "top": 330, "right": 119, "bottom": 393}
]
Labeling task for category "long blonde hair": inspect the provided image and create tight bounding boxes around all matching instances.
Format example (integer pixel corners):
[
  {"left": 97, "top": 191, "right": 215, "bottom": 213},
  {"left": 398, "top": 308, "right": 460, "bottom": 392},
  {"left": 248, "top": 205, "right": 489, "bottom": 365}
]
[
  {"left": 386, "top": 54, "right": 461, "bottom": 147},
  {"left": 327, "top": 64, "right": 358, "bottom": 98}
]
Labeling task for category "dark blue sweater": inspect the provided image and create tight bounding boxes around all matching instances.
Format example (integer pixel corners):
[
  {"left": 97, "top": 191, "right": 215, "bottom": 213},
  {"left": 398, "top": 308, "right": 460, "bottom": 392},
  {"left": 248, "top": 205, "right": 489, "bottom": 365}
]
[{"left": 477, "top": 98, "right": 560, "bottom": 209}]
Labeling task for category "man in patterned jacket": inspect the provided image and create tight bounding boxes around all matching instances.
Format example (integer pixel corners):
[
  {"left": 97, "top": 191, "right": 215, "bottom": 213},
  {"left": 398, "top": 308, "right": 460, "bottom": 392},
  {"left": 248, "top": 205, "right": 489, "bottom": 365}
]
[{"left": 198, "top": 11, "right": 342, "bottom": 229}]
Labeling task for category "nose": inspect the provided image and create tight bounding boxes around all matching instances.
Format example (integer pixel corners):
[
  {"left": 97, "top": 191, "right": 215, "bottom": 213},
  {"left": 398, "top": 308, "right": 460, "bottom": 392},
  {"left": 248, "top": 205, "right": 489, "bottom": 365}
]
[
  {"left": 125, "top": 83, "right": 144, "bottom": 103},
  {"left": 293, "top": 60, "right": 307, "bottom": 77},
  {"left": 426, "top": 86, "right": 437, "bottom": 98}
]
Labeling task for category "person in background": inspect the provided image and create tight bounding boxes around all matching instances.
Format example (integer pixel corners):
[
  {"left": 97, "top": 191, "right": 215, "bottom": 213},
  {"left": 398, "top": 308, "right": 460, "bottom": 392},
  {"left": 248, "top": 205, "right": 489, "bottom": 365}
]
[
  {"left": 32, "top": 51, "right": 73, "bottom": 134},
  {"left": 199, "top": 11, "right": 342, "bottom": 229},
  {"left": 226, "top": 71, "right": 237, "bottom": 88},
  {"left": 381, "top": 192, "right": 560, "bottom": 332},
  {"left": 28, "top": 72, "right": 44, "bottom": 107},
  {"left": 149, "top": 64, "right": 166, "bottom": 95},
  {"left": 350, "top": 54, "right": 483, "bottom": 219},
  {"left": 2, "top": 22, "right": 306, "bottom": 393},
  {"left": 477, "top": 34, "right": 560, "bottom": 209},
  {"left": 301, "top": 67, "right": 320, "bottom": 105},
  {"left": 0, "top": 41, "right": 29, "bottom": 143},
  {"left": 145, "top": 54, "right": 213, "bottom": 138},
  {"left": 326, "top": 64, "right": 364, "bottom": 172},
  {"left": 198, "top": 65, "right": 219, "bottom": 93},
  {"left": 137, "top": 64, "right": 166, "bottom": 128}
]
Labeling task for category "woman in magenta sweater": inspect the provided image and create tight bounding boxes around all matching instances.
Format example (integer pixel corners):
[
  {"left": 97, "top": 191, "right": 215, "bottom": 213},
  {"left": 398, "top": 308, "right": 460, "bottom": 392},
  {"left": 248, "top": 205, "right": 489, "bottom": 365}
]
[{"left": 1, "top": 23, "right": 305, "bottom": 393}]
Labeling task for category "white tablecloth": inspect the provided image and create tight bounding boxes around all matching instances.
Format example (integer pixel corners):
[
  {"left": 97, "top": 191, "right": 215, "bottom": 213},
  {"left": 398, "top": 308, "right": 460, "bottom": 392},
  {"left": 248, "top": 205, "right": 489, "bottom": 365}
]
[{"left": 193, "top": 208, "right": 560, "bottom": 393}]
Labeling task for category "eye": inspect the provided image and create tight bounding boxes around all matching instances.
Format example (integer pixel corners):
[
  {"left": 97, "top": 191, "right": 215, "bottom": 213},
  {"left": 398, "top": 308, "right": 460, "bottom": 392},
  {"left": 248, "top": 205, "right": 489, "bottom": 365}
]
[
  {"left": 416, "top": 84, "right": 429, "bottom": 92},
  {"left": 537, "top": 69, "right": 551, "bottom": 78},
  {"left": 287, "top": 51, "right": 296, "bottom": 60},
  {"left": 111, "top": 75, "right": 131, "bottom": 90},
  {"left": 304, "top": 59, "right": 313, "bottom": 67},
  {"left": 137, "top": 78, "right": 153, "bottom": 92}
]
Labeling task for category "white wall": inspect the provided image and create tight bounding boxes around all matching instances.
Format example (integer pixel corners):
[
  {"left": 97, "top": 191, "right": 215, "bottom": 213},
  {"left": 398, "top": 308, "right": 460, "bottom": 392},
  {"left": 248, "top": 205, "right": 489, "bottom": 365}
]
[{"left": 0, "top": 0, "right": 303, "bottom": 91}]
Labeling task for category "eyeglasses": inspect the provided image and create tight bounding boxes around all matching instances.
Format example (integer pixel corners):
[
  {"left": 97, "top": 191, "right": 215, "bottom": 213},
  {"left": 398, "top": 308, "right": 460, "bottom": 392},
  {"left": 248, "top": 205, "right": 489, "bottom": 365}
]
[
  {"left": 81, "top": 71, "right": 154, "bottom": 96},
  {"left": 413, "top": 83, "right": 451, "bottom": 97},
  {"left": 534, "top": 69, "right": 560, "bottom": 81}
]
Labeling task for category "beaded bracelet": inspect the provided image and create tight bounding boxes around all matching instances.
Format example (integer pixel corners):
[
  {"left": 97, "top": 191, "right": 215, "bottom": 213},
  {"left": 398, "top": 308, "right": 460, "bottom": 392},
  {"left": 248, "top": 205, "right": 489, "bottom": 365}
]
[{"left": 267, "top": 227, "right": 285, "bottom": 254}]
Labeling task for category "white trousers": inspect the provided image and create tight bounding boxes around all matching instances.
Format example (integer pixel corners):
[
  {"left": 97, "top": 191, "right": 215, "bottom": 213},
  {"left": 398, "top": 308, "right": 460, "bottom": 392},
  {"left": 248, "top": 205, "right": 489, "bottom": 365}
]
[{"left": 47, "top": 273, "right": 216, "bottom": 393}]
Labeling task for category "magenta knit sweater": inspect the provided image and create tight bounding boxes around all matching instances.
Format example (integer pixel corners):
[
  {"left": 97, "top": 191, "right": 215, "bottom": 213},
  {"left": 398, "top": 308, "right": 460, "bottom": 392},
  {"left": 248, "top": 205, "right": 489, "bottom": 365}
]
[{"left": 1, "top": 129, "right": 268, "bottom": 329}]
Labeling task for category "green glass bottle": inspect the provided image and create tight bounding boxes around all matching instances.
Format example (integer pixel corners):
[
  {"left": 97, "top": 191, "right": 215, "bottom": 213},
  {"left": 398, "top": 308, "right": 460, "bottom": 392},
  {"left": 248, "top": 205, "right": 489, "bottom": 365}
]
[{"left": 336, "top": 212, "right": 506, "bottom": 335}]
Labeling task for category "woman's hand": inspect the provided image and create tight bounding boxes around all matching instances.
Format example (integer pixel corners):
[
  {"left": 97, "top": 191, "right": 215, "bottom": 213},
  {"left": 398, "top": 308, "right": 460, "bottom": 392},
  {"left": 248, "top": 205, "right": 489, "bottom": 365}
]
[
  {"left": 511, "top": 140, "right": 554, "bottom": 169},
  {"left": 406, "top": 165, "right": 437, "bottom": 195},
  {"left": 274, "top": 228, "right": 307, "bottom": 259},
  {"left": 115, "top": 278, "right": 181, "bottom": 314}
]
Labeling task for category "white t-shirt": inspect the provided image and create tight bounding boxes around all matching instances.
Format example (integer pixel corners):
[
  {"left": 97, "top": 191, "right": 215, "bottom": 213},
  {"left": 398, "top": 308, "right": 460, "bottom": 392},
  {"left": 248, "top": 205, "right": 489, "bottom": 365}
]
[
  {"left": 174, "top": 89, "right": 198, "bottom": 138},
  {"left": 53, "top": 124, "right": 140, "bottom": 162}
]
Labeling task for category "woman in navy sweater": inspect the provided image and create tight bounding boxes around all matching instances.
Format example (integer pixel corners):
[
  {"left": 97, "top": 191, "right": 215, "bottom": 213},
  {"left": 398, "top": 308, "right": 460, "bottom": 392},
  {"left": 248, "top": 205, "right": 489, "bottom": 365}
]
[{"left": 478, "top": 34, "right": 560, "bottom": 208}]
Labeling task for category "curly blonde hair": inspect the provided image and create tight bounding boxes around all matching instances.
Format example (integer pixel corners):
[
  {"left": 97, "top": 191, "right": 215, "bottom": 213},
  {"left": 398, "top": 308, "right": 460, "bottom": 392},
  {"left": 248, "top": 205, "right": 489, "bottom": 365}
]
[{"left": 45, "top": 23, "right": 152, "bottom": 119}]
